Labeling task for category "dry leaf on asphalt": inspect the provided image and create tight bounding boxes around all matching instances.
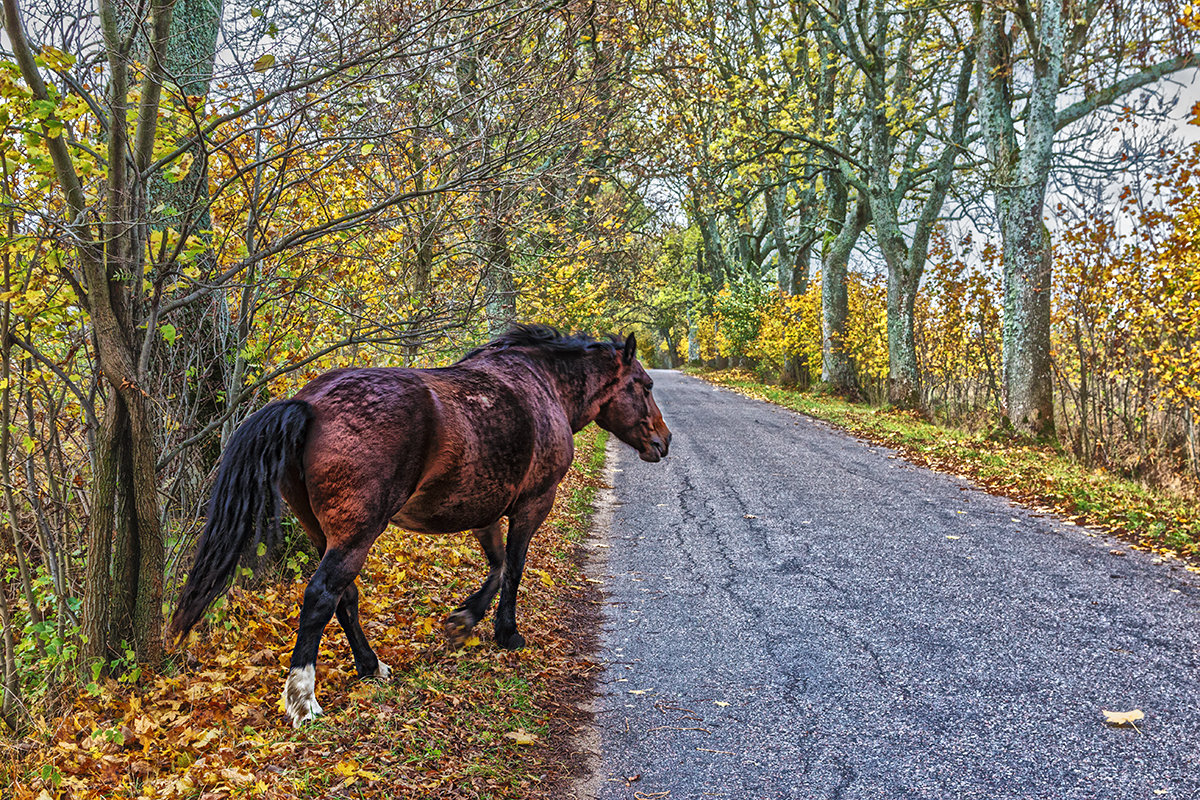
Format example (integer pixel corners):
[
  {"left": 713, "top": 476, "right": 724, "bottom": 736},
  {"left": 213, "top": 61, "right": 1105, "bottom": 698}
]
[{"left": 1102, "top": 708, "right": 1145, "bottom": 726}]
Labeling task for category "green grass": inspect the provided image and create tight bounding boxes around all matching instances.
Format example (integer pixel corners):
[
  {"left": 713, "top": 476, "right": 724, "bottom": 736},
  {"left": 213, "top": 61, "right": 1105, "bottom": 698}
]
[{"left": 692, "top": 369, "right": 1200, "bottom": 565}]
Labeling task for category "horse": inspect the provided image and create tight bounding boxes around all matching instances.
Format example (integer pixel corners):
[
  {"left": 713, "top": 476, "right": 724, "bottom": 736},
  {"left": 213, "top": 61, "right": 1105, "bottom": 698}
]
[{"left": 169, "top": 325, "right": 671, "bottom": 727}]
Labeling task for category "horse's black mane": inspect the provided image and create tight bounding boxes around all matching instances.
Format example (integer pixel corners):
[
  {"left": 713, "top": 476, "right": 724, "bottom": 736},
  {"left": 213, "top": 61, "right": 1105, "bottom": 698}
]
[{"left": 459, "top": 324, "right": 620, "bottom": 362}]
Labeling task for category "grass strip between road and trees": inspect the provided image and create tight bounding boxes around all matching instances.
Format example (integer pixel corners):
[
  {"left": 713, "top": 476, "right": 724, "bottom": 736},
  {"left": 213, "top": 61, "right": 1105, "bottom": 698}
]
[
  {"left": 5, "top": 428, "right": 610, "bottom": 800},
  {"left": 693, "top": 369, "right": 1200, "bottom": 567}
]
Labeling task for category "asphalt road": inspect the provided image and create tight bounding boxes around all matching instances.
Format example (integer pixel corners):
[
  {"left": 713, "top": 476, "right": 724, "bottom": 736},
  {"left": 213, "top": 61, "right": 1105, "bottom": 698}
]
[{"left": 581, "top": 370, "right": 1200, "bottom": 800}]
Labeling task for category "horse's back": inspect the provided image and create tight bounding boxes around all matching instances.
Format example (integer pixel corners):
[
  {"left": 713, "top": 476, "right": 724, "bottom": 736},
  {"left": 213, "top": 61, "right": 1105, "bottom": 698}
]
[{"left": 400, "top": 362, "right": 574, "bottom": 530}]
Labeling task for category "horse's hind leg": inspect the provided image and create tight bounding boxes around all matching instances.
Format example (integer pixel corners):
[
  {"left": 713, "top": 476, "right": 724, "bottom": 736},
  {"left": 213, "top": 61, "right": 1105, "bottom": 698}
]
[
  {"left": 283, "top": 535, "right": 377, "bottom": 727},
  {"left": 444, "top": 520, "right": 504, "bottom": 647},
  {"left": 336, "top": 581, "right": 389, "bottom": 679},
  {"left": 282, "top": 476, "right": 388, "bottom": 684}
]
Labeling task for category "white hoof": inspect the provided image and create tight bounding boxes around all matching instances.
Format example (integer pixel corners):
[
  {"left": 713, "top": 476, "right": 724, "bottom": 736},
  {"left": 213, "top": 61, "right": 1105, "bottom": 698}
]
[
  {"left": 373, "top": 661, "right": 391, "bottom": 679},
  {"left": 284, "top": 665, "right": 323, "bottom": 728}
]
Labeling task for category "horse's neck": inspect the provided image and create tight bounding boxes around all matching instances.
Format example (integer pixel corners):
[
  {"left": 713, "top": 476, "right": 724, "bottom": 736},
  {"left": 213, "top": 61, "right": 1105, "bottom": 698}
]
[{"left": 544, "top": 356, "right": 613, "bottom": 432}]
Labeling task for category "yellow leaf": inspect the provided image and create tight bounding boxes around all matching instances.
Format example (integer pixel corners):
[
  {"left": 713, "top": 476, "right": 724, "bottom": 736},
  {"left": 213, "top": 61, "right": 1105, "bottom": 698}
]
[
  {"left": 1102, "top": 708, "right": 1145, "bottom": 726},
  {"left": 192, "top": 728, "right": 220, "bottom": 749},
  {"left": 254, "top": 53, "right": 275, "bottom": 72},
  {"left": 504, "top": 729, "right": 538, "bottom": 745},
  {"left": 132, "top": 715, "right": 158, "bottom": 736},
  {"left": 220, "top": 766, "right": 256, "bottom": 785}
]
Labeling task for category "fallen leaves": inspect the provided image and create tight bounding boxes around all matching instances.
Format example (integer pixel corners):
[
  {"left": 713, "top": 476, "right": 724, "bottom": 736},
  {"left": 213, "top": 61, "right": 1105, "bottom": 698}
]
[{"left": 2, "top": 427, "right": 610, "bottom": 800}]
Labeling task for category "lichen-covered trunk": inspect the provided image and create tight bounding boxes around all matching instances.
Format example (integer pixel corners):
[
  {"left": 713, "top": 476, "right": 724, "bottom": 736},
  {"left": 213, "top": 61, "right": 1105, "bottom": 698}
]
[
  {"left": 822, "top": 195, "right": 866, "bottom": 396},
  {"left": 822, "top": 233, "right": 857, "bottom": 394},
  {"left": 483, "top": 189, "right": 516, "bottom": 335},
  {"left": 977, "top": 0, "right": 1061, "bottom": 438},
  {"left": 999, "top": 186, "right": 1055, "bottom": 437},
  {"left": 887, "top": 274, "right": 919, "bottom": 408},
  {"left": 765, "top": 181, "right": 795, "bottom": 294},
  {"left": 872, "top": 203, "right": 921, "bottom": 408},
  {"left": 701, "top": 215, "right": 729, "bottom": 289}
]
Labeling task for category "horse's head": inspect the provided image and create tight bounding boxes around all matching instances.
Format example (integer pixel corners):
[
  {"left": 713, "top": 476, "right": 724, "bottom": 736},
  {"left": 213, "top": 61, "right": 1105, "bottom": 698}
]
[{"left": 595, "top": 334, "right": 672, "bottom": 462}]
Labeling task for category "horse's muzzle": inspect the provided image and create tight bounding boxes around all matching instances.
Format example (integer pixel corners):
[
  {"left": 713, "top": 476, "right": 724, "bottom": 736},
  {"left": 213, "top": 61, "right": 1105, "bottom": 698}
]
[{"left": 641, "top": 432, "right": 670, "bottom": 462}]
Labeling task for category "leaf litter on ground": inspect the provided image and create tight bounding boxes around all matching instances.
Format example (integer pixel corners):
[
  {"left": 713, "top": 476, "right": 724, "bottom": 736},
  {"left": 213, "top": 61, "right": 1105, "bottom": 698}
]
[{"left": 4, "top": 428, "right": 610, "bottom": 800}]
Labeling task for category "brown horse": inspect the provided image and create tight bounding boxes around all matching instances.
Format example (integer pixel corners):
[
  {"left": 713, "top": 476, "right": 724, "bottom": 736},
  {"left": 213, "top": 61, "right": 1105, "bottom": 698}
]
[{"left": 170, "top": 325, "right": 670, "bottom": 726}]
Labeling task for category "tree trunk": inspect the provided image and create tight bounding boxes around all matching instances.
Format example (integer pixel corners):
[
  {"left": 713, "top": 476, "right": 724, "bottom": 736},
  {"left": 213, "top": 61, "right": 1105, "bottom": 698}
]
[
  {"left": 822, "top": 195, "right": 866, "bottom": 396},
  {"left": 700, "top": 215, "right": 729, "bottom": 290},
  {"left": 483, "top": 189, "right": 516, "bottom": 335},
  {"left": 82, "top": 399, "right": 122, "bottom": 665},
  {"left": 999, "top": 189, "right": 1055, "bottom": 436},
  {"left": 0, "top": 577, "right": 24, "bottom": 731},
  {"left": 872, "top": 203, "right": 921, "bottom": 408},
  {"left": 886, "top": 274, "right": 920, "bottom": 407},
  {"left": 126, "top": 394, "right": 165, "bottom": 665},
  {"left": 765, "top": 179, "right": 796, "bottom": 291},
  {"left": 977, "top": 0, "right": 1060, "bottom": 438},
  {"left": 108, "top": 405, "right": 137, "bottom": 651}
]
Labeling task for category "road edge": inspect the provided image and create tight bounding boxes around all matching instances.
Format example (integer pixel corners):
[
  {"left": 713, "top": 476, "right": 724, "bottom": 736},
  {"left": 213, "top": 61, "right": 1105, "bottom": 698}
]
[{"left": 569, "top": 435, "right": 622, "bottom": 800}]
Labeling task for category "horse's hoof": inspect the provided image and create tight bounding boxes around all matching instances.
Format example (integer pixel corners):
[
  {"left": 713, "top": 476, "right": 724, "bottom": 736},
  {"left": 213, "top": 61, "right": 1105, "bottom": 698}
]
[
  {"left": 496, "top": 631, "right": 525, "bottom": 651},
  {"left": 444, "top": 610, "right": 475, "bottom": 648},
  {"left": 284, "top": 665, "right": 324, "bottom": 728},
  {"left": 373, "top": 660, "right": 391, "bottom": 679}
]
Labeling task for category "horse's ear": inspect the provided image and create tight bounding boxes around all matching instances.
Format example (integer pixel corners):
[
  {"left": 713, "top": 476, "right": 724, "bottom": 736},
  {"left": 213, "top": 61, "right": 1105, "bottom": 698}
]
[{"left": 623, "top": 333, "right": 637, "bottom": 364}]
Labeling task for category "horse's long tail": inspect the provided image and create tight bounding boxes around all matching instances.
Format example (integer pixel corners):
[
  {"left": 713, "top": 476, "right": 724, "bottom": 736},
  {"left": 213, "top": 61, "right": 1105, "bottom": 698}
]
[{"left": 170, "top": 399, "right": 314, "bottom": 639}]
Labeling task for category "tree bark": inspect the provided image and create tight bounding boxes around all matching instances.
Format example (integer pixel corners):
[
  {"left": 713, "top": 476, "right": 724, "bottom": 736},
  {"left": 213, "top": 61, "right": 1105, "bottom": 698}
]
[
  {"left": 483, "top": 188, "right": 516, "bottom": 334},
  {"left": 821, "top": 191, "right": 867, "bottom": 397},
  {"left": 998, "top": 189, "right": 1055, "bottom": 435},
  {"left": 977, "top": 0, "right": 1060, "bottom": 437}
]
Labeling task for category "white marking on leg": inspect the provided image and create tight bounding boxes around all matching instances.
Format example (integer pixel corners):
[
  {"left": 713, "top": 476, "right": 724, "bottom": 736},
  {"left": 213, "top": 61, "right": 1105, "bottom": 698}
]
[
  {"left": 373, "top": 661, "right": 391, "bottom": 679},
  {"left": 283, "top": 665, "right": 323, "bottom": 728}
]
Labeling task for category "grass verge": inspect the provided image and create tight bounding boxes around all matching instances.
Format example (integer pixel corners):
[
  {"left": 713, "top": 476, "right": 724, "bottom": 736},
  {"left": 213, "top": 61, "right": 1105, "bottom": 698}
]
[
  {"left": 693, "top": 369, "right": 1200, "bottom": 565},
  {"left": 4, "top": 426, "right": 610, "bottom": 799}
]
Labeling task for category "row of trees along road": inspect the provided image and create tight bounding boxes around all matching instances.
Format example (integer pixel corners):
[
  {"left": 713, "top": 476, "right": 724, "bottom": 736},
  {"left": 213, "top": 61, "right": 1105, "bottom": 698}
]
[
  {"left": 2, "top": 0, "right": 1200, "bottom": 728},
  {"left": 630, "top": 0, "right": 1199, "bottom": 438}
]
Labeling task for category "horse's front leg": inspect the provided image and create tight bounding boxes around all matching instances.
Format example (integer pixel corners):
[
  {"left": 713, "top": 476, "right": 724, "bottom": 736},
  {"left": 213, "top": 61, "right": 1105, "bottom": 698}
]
[
  {"left": 445, "top": 520, "right": 505, "bottom": 647},
  {"left": 494, "top": 492, "right": 556, "bottom": 651}
]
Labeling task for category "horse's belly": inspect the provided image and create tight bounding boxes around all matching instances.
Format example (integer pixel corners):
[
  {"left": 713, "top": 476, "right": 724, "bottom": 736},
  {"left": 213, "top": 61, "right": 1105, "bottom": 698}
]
[{"left": 390, "top": 490, "right": 509, "bottom": 534}]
